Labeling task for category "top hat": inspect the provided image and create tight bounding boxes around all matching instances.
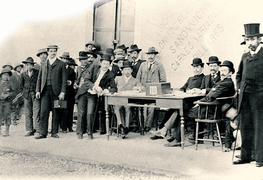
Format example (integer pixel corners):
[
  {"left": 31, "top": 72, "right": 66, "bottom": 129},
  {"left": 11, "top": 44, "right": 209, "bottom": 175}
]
[
  {"left": 105, "top": 48, "right": 114, "bottom": 56},
  {"left": 0, "top": 67, "right": 12, "bottom": 77},
  {"left": 114, "top": 56, "right": 126, "bottom": 63},
  {"left": 207, "top": 56, "right": 221, "bottom": 65},
  {"left": 22, "top": 57, "right": 36, "bottom": 64},
  {"left": 220, "top": 60, "right": 235, "bottom": 73},
  {"left": 128, "top": 44, "right": 142, "bottom": 53},
  {"left": 145, "top": 47, "right": 159, "bottom": 54},
  {"left": 242, "top": 23, "right": 263, "bottom": 37},
  {"left": 85, "top": 41, "right": 96, "bottom": 48},
  {"left": 14, "top": 63, "right": 24, "bottom": 70},
  {"left": 191, "top": 58, "right": 204, "bottom": 67},
  {"left": 77, "top": 51, "right": 88, "bottom": 60},
  {"left": 36, "top": 48, "right": 48, "bottom": 57},
  {"left": 117, "top": 44, "right": 129, "bottom": 50},
  {"left": 86, "top": 50, "right": 97, "bottom": 58},
  {"left": 2, "top": 62, "right": 13, "bottom": 70},
  {"left": 60, "top": 52, "right": 70, "bottom": 59},
  {"left": 68, "top": 58, "right": 78, "bottom": 66},
  {"left": 46, "top": 45, "right": 59, "bottom": 50},
  {"left": 100, "top": 54, "right": 112, "bottom": 62},
  {"left": 121, "top": 60, "right": 133, "bottom": 69}
]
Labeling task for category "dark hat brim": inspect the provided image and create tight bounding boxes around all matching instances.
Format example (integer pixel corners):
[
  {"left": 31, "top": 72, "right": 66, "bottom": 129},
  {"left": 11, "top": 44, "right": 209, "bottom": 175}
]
[
  {"left": 206, "top": 61, "right": 221, "bottom": 65},
  {"left": 0, "top": 71, "right": 12, "bottom": 77},
  {"left": 14, "top": 64, "right": 24, "bottom": 69},
  {"left": 145, "top": 52, "right": 159, "bottom": 54},
  {"left": 121, "top": 65, "right": 133, "bottom": 69},
  {"left": 242, "top": 33, "right": 263, "bottom": 37},
  {"left": 22, "top": 60, "right": 36, "bottom": 64},
  {"left": 191, "top": 63, "right": 204, "bottom": 67},
  {"left": 128, "top": 49, "right": 142, "bottom": 53},
  {"left": 36, "top": 51, "right": 48, "bottom": 57},
  {"left": 60, "top": 56, "right": 71, "bottom": 59},
  {"left": 2, "top": 65, "right": 14, "bottom": 70}
]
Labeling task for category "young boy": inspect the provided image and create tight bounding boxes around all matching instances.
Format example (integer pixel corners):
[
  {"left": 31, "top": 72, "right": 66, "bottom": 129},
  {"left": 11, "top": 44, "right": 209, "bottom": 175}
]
[{"left": 0, "top": 67, "right": 14, "bottom": 137}]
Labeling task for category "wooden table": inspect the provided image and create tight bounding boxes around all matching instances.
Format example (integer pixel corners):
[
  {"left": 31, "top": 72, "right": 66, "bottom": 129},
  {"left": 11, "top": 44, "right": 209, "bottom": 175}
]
[{"left": 104, "top": 91, "right": 204, "bottom": 149}]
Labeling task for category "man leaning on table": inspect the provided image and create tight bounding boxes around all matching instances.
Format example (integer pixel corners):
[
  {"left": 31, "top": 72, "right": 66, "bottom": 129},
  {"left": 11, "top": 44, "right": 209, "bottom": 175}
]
[{"left": 114, "top": 61, "right": 145, "bottom": 138}]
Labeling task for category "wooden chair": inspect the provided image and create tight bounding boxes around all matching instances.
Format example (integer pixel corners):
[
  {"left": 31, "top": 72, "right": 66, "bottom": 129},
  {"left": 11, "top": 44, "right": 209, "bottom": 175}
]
[{"left": 194, "top": 95, "right": 236, "bottom": 151}]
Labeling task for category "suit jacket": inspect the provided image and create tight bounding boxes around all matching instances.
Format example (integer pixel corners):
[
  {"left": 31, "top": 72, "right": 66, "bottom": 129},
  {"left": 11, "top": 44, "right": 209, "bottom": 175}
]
[
  {"left": 115, "top": 75, "right": 145, "bottom": 92},
  {"left": 111, "top": 64, "right": 122, "bottom": 77},
  {"left": 20, "top": 69, "right": 39, "bottom": 99},
  {"left": 200, "top": 72, "right": 221, "bottom": 94},
  {"left": 36, "top": 58, "right": 67, "bottom": 96},
  {"left": 236, "top": 47, "right": 263, "bottom": 111},
  {"left": 136, "top": 61, "right": 166, "bottom": 86},
  {"left": 0, "top": 80, "right": 14, "bottom": 101},
  {"left": 199, "top": 78, "right": 235, "bottom": 102},
  {"left": 180, "top": 73, "right": 204, "bottom": 92},
  {"left": 85, "top": 65, "right": 117, "bottom": 94},
  {"left": 132, "top": 59, "right": 146, "bottom": 78},
  {"left": 66, "top": 66, "right": 76, "bottom": 101}
]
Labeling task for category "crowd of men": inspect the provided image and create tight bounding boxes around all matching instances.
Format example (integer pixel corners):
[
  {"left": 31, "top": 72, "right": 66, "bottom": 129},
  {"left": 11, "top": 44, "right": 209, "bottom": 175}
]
[{"left": 0, "top": 23, "right": 262, "bottom": 167}]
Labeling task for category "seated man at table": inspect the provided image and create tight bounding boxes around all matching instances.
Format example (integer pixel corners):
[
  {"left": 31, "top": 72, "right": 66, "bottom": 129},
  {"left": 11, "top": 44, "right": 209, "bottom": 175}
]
[
  {"left": 152, "top": 60, "right": 236, "bottom": 147},
  {"left": 114, "top": 61, "right": 145, "bottom": 138},
  {"left": 150, "top": 58, "right": 205, "bottom": 140}
]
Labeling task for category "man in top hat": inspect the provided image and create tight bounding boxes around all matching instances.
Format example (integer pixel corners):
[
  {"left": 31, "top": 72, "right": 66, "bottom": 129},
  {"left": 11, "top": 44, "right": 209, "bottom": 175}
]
[
  {"left": 20, "top": 57, "right": 39, "bottom": 136},
  {"left": 59, "top": 52, "right": 76, "bottom": 133},
  {"left": 85, "top": 54, "right": 117, "bottom": 136},
  {"left": 75, "top": 50, "right": 97, "bottom": 139},
  {"left": 114, "top": 61, "right": 145, "bottom": 138},
  {"left": 35, "top": 45, "right": 67, "bottom": 139},
  {"left": 128, "top": 44, "right": 146, "bottom": 78},
  {"left": 136, "top": 47, "right": 166, "bottom": 132},
  {"left": 234, "top": 23, "right": 263, "bottom": 167},
  {"left": 153, "top": 60, "right": 235, "bottom": 147}
]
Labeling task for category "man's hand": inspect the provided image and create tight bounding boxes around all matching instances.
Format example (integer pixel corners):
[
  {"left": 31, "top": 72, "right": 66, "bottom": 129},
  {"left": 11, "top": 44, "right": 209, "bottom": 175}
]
[
  {"left": 94, "top": 86, "right": 103, "bottom": 94},
  {"left": 73, "top": 83, "right": 79, "bottom": 89},
  {"left": 36, "top": 92, "right": 41, "bottom": 99},
  {"left": 102, "top": 89, "right": 110, "bottom": 95},
  {"left": 58, "top": 93, "right": 65, "bottom": 100}
]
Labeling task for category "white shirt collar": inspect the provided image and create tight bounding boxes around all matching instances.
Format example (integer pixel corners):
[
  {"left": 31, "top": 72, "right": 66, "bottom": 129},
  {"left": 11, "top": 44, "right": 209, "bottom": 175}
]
[
  {"left": 250, "top": 44, "right": 262, "bottom": 55},
  {"left": 48, "top": 56, "right": 57, "bottom": 65}
]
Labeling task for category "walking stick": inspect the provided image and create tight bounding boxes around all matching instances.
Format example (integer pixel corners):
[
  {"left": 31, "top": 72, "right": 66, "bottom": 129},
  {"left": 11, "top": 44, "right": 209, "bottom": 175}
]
[{"left": 93, "top": 95, "right": 100, "bottom": 133}]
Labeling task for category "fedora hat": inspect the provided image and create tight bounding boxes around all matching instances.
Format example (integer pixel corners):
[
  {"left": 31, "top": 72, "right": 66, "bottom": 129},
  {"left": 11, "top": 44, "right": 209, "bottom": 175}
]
[
  {"left": 242, "top": 23, "right": 263, "bottom": 37},
  {"left": 114, "top": 56, "right": 126, "bottom": 63},
  {"left": 14, "top": 63, "right": 24, "bottom": 70},
  {"left": 46, "top": 45, "right": 59, "bottom": 50},
  {"left": 86, "top": 50, "right": 97, "bottom": 58},
  {"left": 85, "top": 41, "right": 96, "bottom": 48},
  {"left": 60, "top": 52, "right": 70, "bottom": 59},
  {"left": 100, "top": 54, "right": 112, "bottom": 63},
  {"left": 36, "top": 48, "right": 48, "bottom": 57},
  {"left": 145, "top": 47, "right": 159, "bottom": 54},
  {"left": 94, "top": 44, "right": 104, "bottom": 56},
  {"left": 67, "top": 58, "right": 78, "bottom": 66},
  {"left": 207, "top": 56, "right": 221, "bottom": 65},
  {"left": 191, "top": 58, "right": 204, "bottom": 67},
  {"left": 117, "top": 44, "right": 129, "bottom": 50},
  {"left": 220, "top": 60, "right": 235, "bottom": 73},
  {"left": 2, "top": 62, "right": 13, "bottom": 70},
  {"left": 22, "top": 57, "right": 36, "bottom": 64},
  {"left": 105, "top": 48, "right": 114, "bottom": 56},
  {"left": 0, "top": 67, "right": 12, "bottom": 77},
  {"left": 77, "top": 51, "right": 88, "bottom": 60},
  {"left": 121, "top": 60, "right": 133, "bottom": 69},
  {"left": 128, "top": 44, "right": 142, "bottom": 53}
]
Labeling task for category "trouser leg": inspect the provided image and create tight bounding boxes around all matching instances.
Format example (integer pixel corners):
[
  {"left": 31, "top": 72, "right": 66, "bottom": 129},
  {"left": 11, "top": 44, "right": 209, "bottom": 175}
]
[{"left": 76, "top": 95, "right": 87, "bottom": 135}]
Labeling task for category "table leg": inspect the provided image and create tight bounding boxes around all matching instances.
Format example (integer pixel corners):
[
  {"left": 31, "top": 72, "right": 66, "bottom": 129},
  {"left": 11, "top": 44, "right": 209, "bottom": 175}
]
[
  {"left": 181, "top": 116, "right": 185, "bottom": 149},
  {"left": 104, "top": 97, "right": 109, "bottom": 140}
]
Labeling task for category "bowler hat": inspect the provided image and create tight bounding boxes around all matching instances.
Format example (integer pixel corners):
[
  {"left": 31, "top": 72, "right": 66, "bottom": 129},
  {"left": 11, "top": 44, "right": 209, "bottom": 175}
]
[
  {"left": 67, "top": 58, "right": 78, "bottom": 66},
  {"left": 242, "top": 23, "right": 263, "bottom": 37},
  {"left": 85, "top": 41, "right": 96, "bottom": 48},
  {"left": 94, "top": 44, "right": 104, "bottom": 56},
  {"left": 207, "top": 56, "right": 221, "bottom": 65},
  {"left": 117, "top": 44, "right": 129, "bottom": 50},
  {"left": 14, "top": 63, "right": 24, "bottom": 70},
  {"left": 220, "top": 60, "right": 235, "bottom": 73},
  {"left": 46, "top": 45, "right": 59, "bottom": 50},
  {"left": 60, "top": 52, "right": 71, "bottom": 59},
  {"left": 105, "top": 48, "right": 114, "bottom": 56},
  {"left": 100, "top": 54, "right": 112, "bottom": 63},
  {"left": 36, "top": 48, "right": 48, "bottom": 57},
  {"left": 2, "top": 62, "right": 13, "bottom": 70},
  {"left": 77, "top": 51, "right": 88, "bottom": 60},
  {"left": 128, "top": 44, "right": 142, "bottom": 53},
  {"left": 114, "top": 56, "right": 126, "bottom": 63},
  {"left": 145, "top": 47, "right": 159, "bottom": 54},
  {"left": 0, "top": 67, "right": 12, "bottom": 77},
  {"left": 22, "top": 57, "right": 36, "bottom": 64},
  {"left": 191, "top": 58, "right": 204, "bottom": 67},
  {"left": 121, "top": 60, "right": 133, "bottom": 69},
  {"left": 86, "top": 50, "right": 97, "bottom": 58}
]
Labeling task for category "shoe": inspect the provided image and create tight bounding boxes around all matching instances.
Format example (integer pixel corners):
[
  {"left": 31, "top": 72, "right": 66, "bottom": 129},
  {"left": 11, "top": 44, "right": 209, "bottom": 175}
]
[
  {"left": 100, "top": 131, "right": 106, "bottom": 135},
  {"left": 51, "top": 133, "right": 59, "bottom": 138},
  {"left": 68, "top": 128, "right": 74, "bottom": 132},
  {"left": 166, "top": 136, "right": 175, "bottom": 142},
  {"left": 152, "top": 127, "right": 167, "bottom": 138},
  {"left": 62, "top": 130, "right": 67, "bottom": 133},
  {"left": 150, "top": 135, "right": 164, "bottom": 140},
  {"left": 119, "top": 125, "right": 125, "bottom": 135},
  {"left": 3, "top": 134, "right": 9, "bottom": 137},
  {"left": 78, "top": 134, "right": 83, "bottom": 139},
  {"left": 124, "top": 127, "right": 129, "bottom": 135},
  {"left": 164, "top": 140, "right": 181, "bottom": 147},
  {"left": 25, "top": 131, "right": 34, "bottom": 137},
  {"left": 32, "top": 129, "right": 36, "bottom": 133},
  {"left": 87, "top": 134, "right": 93, "bottom": 140},
  {"left": 233, "top": 159, "right": 250, "bottom": 165},
  {"left": 256, "top": 163, "right": 263, "bottom": 167},
  {"left": 35, "top": 134, "right": 47, "bottom": 139},
  {"left": 144, "top": 127, "right": 151, "bottom": 132}
]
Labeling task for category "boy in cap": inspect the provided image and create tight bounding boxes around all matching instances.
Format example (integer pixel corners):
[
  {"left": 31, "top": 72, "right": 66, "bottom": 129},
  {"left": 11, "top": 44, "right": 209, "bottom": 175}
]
[
  {"left": 0, "top": 67, "right": 14, "bottom": 136},
  {"left": 20, "top": 57, "right": 39, "bottom": 136}
]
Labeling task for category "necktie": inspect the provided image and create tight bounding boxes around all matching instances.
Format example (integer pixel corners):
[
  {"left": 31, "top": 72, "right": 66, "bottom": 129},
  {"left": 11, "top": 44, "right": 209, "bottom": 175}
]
[{"left": 149, "top": 63, "right": 153, "bottom": 71}]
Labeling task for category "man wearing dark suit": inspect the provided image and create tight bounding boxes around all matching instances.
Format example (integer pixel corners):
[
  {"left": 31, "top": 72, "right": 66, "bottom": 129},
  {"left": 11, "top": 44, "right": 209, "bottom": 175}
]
[
  {"left": 85, "top": 54, "right": 117, "bottom": 136},
  {"left": 35, "top": 45, "right": 67, "bottom": 139},
  {"left": 234, "top": 23, "right": 263, "bottom": 167},
  {"left": 75, "top": 51, "right": 97, "bottom": 139},
  {"left": 128, "top": 44, "right": 146, "bottom": 78},
  {"left": 20, "top": 57, "right": 39, "bottom": 137},
  {"left": 201, "top": 56, "right": 221, "bottom": 94},
  {"left": 59, "top": 52, "right": 76, "bottom": 133}
]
